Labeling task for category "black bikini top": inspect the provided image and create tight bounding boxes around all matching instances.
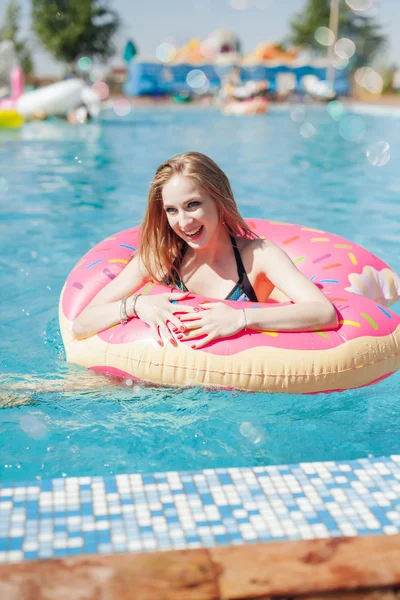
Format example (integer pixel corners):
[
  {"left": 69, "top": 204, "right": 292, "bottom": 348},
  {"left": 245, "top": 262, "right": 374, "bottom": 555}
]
[{"left": 173, "top": 235, "right": 258, "bottom": 303}]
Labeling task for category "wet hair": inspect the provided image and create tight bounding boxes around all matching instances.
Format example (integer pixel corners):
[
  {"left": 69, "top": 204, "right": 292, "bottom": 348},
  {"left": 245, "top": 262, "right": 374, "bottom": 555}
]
[{"left": 139, "top": 152, "right": 256, "bottom": 286}]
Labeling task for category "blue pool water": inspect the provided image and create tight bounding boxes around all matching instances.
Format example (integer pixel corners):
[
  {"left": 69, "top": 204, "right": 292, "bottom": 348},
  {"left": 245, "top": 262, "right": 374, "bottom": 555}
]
[{"left": 1, "top": 103, "right": 399, "bottom": 483}]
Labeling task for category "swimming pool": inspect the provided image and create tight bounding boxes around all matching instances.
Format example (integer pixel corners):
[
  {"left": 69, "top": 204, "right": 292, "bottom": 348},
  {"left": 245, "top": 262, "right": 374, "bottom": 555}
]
[{"left": 1, "top": 103, "right": 399, "bottom": 484}]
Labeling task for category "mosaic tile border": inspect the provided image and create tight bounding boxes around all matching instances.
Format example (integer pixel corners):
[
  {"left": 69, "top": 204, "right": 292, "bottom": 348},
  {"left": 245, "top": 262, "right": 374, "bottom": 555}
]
[{"left": 1, "top": 455, "right": 400, "bottom": 564}]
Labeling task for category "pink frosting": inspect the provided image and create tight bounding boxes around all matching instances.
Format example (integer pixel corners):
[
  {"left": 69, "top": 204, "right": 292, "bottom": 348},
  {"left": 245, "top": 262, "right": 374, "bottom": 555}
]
[{"left": 62, "top": 220, "right": 400, "bottom": 355}]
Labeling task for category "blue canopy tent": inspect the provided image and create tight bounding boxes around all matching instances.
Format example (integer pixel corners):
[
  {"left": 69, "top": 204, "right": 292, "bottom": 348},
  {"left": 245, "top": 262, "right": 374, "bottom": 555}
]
[{"left": 123, "top": 60, "right": 350, "bottom": 97}]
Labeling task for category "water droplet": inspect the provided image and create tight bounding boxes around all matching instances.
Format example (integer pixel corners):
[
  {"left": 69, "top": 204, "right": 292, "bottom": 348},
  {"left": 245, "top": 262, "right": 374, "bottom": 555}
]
[
  {"left": 125, "top": 379, "right": 133, "bottom": 387},
  {"left": 338, "top": 115, "right": 365, "bottom": 142},
  {"left": 92, "top": 81, "right": 109, "bottom": 100},
  {"left": 315, "top": 26, "right": 335, "bottom": 46},
  {"left": 290, "top": 106, "right": 305, "bottom": 123},
  {"left": 300, "top": 123, "right": 316, "bottom": 139},
  {"left": 186, "top": 69, "right": 207, "bottom": 90},
  {"left": 156, "top": 42, "right": 177, "bottom": 63},
  {"left": 366, "top": 141, "right": 390, "bottom": 167},
  {"left": 77, "top": 56, "right": 92, "bottom": 71},
  {"left": 334, "top": 38, "right": 356, "bottom": 59},
  {"left": 113, "top": 98, "right": 131, "bottom": 117},
  {"left": 346, "top": 0, "right": 373, "bottom": 11}
]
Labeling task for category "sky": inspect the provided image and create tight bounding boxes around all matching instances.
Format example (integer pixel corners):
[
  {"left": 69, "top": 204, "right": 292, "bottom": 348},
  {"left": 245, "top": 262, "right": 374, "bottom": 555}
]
[{"left": 14, "top": 0, "right": 400, "bottom": 76}]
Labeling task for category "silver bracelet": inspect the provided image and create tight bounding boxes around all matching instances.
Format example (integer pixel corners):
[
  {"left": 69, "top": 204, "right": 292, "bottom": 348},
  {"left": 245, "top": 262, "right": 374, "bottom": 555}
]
[
  {"left": 129, "top": 293, "right": 141, "bottom": 318},
  {"left": 242, "top": 308, "right": 247, "bottom": 331},
  {"left": 120, "top": 296, "right": 129, "bottom": 325}
]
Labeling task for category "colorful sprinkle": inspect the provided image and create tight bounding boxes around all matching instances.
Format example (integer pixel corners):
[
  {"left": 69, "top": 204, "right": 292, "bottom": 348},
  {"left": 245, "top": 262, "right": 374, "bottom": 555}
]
[
  {"left": 313, "top": 253, "right": 332, "bottom": 264},
  {"left": 261, "top": 331, "right": 279, "bottom": 337},
  {"left": 334, "top": 244, "right": 352, "bottom": 249},
  {"left": 270, "top": 221, "right": 293, "bottom": 226},
  {"left": 283, "top": 235, "right": 300, "bottom": 245},
  {"left": 248, "top": 220, "right": 256, "bottom": 229},
  {"left": 320, "top": 279, "right": 339, "bottom": 284},
  {"left": 329, "top": 297, "right": 348, "bottom": 302},
  {"left": 104, "top": 236, "right": 116, "bottom": 241},
  {"left": 94, "top": 247, "right": 112, "bottom": 252},
  {"left": 376, "top": 305, "right": 391, "bottom": 318},
  {"left": 339, "top": 320, "right": 361, "bottom": 328},
  {"left": 348, "top": 253, "right": 358, "bottom": 265},
  {"left": 315, "top": 331, "right": 329, "bottom": 338},
  {"left": 301, "top": 227, "right": 324, "bottom": 233},
  {"left": 86, "top": 259, "right": 102, "bottom": 269},
  {"left": 141, "top": 283, "right": 155, "bottom": 296},
  {"left": 323, "top": 263, "right": 342, "bottom": 270},
  {"left": 293, "top": 256, "right": 306, "bottom": 264},
  {"left": 120, "top": 244, "right": 136, "bottom": 251},
  {"left": 311, "top": 238, "right": 331, "bottom": 242},
  {"left": 310, "top": 275, "right": 316, "bottom": 281},
  {"left": 103, "top": 268, "right": 116, "bottom": 280},
  {"left": 361, "top": 313, "right": 378, "bottom": 330},
  {"left": 108, "top": 259, "right": 129, "bottom": 264},
  {"left": 73, "top": 282, "right": 84, "bottom": 290}
]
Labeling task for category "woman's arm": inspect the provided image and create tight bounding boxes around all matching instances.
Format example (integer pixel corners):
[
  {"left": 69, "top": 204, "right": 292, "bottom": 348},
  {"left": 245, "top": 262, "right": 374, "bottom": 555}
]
[
  {"left": 245, "top": 241, "right": 338, "bottom": 331},
  {"left": 72, "top": 254, "right": 149, "bottom": 340},
  {"left": 178, "top": 241, "right": 338, "bottom": 348}
]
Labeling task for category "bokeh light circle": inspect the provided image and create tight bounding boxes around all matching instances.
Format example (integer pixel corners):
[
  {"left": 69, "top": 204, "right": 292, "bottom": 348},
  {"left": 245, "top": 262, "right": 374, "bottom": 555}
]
[
  {"left": 300, "top": 123, "right": 316, "bottom": 139},
  {"left": 355, "top": 67, "right": 383, "bottom": 94},
  {"left": 230, "top": 0, "right": 249, "bottom": 9},
  {"left": 0, "top": 177, "right": 8, "bottom": 193},
  {"left": 239, "top": 422, "right": 264, "bottom": 445},
  {"left": 366, "top": 141, "right": 391, "bottom": 167},
  {"left": 113, "top": 98, "right": 131, "bottom": 117},
  {"left": 290, "top": 106, "right": 305, "bottom": 123},
  {"left": 90, "top": 69, "right": 103, "bottom": 83},
  {"left": 315, "top": 26, "right": 335, "bottom": 46},
  {"left": 346, "top": 0, "right": 373, "bottom": 11},
  {"left": 77, "top": 56, "right": 92, "bottom": 71},
  {"left": 92, "top": 81, "right": 109, "bottom": 100},
  {"left": 156, "top": 42, "right": 177, "bottom": 63},
  {"left": 334, "top": 38, "right": 356, "bottom": 59},
  {"left": 338, "top": 115, "right": 366, "bottom": 142},
  {"left": 327, "top": 100, "right": 344, "bottom": 121},
  {"left": 186, "top": 69, "right": 207, "bottom": 89}
]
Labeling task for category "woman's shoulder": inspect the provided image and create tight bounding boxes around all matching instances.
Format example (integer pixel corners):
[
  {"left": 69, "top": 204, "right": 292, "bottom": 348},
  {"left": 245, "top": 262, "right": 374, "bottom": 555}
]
[{"left": 237, "top": 236, "right": 274, "bottom": 254}]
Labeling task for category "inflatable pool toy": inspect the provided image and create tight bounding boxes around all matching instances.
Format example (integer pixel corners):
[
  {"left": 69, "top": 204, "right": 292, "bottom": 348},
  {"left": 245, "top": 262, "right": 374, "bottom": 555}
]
[
  {"left": 16, "top": 79, "right": 101, "bottom": 118},
  {"left": 0, "top": 66, "right": 24, "bottom": 128},
  {"left": 59, "top": 219, "right": 400, "bottom": 394},
  {"left": 0, "top": 109, "right": 24, "bottom": 128},
  {"left": 223, "top": 97, "right": 269, "bottom": 116}
]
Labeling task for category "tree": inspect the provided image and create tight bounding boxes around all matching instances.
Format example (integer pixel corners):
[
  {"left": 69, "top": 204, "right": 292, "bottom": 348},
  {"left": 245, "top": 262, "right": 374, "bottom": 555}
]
[
  {"left": 0, "top": 0, "right": 33, "bottom": 74},
  {"left": 31, "top": 0, "right": 120, "bottom": 66},
  {"left": 287, "top": 0, "right": 386, "bottom": 70}
]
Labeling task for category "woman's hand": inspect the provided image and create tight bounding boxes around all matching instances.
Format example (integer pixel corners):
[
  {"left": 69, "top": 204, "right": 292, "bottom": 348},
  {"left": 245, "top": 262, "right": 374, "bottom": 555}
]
[
  {"left": 135, "top": 292, "right": 196, "bottom": 347},
  {"left": 178, "top": 302, "right": 245, "bottom": 349}
]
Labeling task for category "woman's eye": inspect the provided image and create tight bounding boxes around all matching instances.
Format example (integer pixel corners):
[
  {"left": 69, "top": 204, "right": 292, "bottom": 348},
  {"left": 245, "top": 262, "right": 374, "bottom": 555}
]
[
  {"left": 166, "top": 208, "right": 176, "bottom": 214},
  {"left": 188, "top": 201, "right": 200, "bottom": 209}
]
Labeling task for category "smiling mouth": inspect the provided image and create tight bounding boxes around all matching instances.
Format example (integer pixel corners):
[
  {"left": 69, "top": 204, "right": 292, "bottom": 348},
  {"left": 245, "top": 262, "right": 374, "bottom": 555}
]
[{"left": 181, "top": 225, "right": 203, "bottom": 239}]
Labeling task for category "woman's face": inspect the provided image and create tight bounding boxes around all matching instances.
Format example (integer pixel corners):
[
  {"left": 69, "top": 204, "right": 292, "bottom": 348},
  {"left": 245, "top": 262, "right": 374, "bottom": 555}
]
[{"left": 161, "top": 175, "right": 223, "bottom": 249}]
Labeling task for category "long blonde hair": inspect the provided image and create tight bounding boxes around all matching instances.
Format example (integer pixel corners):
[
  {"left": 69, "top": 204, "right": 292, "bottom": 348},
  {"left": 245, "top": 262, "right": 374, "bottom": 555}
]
[{"left": 140, "top": 152, "right": 256, "bottom": 285}]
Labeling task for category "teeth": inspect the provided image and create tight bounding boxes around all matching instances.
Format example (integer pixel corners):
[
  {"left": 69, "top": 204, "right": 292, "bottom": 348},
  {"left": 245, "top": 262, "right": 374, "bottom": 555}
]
[{"left": 183, "top": 226, "right": 202, "bottom": 237}]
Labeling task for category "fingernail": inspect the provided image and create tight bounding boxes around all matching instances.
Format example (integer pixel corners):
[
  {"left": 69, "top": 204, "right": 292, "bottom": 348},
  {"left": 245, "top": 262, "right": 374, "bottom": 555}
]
[
  {"left": 179, "top": 326, "right": 186, "bottom": 332},
  {"left": 191, "top": 344, "right": 196, "bottom": 349},
  {"left": 194, "top": 308, "right": 200, "bottom": 312},
  {"left": 170, "top": 338, "right": 177, "bottom": 346},
  {"left": 158, "top": 340, "right": 163, "bottom": 346}
]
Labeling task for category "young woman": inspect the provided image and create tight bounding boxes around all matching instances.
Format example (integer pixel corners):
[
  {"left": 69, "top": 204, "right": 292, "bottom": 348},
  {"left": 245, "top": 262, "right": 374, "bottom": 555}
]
[{"left": 72, "top": 152, "right": 338, "bottom": 349}]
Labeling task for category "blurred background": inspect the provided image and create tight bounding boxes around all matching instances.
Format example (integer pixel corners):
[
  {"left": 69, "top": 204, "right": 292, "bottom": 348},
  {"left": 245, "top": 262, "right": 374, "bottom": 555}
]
[{"left": 1, "top": 0, "right": 400, "bottom": 117}]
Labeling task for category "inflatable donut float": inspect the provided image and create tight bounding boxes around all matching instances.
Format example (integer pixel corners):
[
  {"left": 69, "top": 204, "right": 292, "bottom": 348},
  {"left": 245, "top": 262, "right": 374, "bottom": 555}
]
[{"left": 59, "top": 219, "right": 400, "bottom": 394}]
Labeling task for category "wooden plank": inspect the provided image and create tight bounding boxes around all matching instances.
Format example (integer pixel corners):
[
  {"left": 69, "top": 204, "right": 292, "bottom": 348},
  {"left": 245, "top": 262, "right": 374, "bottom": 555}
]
[{"left": 1, "top": 535, "right": 400, "bottom": 599}]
